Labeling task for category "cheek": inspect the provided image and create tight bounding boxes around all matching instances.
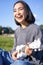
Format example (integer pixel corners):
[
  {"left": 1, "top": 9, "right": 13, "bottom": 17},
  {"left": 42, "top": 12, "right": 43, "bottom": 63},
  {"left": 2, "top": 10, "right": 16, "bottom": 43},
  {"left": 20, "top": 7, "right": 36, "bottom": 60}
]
[{"left": 23, "top": 11, "right": 27, "bottom": 18}]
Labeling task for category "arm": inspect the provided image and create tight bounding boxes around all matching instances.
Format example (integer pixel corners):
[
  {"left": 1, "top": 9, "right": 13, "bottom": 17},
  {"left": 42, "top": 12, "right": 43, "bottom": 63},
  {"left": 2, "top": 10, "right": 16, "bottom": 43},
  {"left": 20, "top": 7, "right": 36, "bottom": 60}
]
[
  {"left": 25, "top": 26, "right": 42, "bottom": 55},
  {"left": 29, "top": 26, "right": 42, "bottom": 50}
]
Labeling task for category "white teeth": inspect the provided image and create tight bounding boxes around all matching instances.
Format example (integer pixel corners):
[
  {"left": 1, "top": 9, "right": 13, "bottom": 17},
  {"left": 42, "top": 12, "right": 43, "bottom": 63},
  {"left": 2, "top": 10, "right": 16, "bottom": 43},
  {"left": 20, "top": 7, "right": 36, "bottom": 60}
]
[
  {"left": 17, "top": 16, "right": 21, "bottom": 17},
  {"left": 17, "top": 16, "right": 21, "bottom": 18},
  {"left": 16, "top": 15, "right": 22, "bottom": 18}
]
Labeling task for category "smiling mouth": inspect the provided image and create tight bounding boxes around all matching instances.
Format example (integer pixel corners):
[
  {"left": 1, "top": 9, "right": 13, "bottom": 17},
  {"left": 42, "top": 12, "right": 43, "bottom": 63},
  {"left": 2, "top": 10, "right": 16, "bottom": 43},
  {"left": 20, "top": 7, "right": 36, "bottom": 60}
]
[{"left": 16, "top": 15, "right": 23, "bottom": 19}]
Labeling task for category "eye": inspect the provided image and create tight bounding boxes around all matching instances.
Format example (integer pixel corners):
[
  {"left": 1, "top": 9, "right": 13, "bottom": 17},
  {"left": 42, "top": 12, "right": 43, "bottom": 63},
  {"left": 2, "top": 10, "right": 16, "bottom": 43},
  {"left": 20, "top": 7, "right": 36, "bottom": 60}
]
[{"left": 19, "top": 7, "right": 24, "bottom": 10}]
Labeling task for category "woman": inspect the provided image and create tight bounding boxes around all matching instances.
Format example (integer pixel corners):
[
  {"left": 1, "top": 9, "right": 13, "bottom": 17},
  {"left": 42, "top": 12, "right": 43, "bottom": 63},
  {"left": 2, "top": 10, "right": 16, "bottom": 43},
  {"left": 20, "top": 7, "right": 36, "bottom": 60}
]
[
  {"left": 11, "top": 0, "right": 43, "bottom": 65},
  {"left": 0, "top": 0, "right": 43, "bottom": 65}
]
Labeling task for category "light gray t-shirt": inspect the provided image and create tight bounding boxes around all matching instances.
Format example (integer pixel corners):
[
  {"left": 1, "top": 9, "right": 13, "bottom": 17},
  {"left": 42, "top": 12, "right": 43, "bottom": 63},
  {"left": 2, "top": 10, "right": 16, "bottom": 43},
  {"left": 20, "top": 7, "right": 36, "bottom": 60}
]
[{"left": 12, "top": 24, "right": 42, "bottom": 51}]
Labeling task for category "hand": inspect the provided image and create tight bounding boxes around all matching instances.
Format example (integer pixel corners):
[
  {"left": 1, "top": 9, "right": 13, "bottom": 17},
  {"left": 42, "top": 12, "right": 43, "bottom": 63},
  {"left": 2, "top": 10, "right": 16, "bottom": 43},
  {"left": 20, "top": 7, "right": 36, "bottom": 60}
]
[
  {"left": 25, "top": 44, "right": 33, "bottom": 56},
  {"left": 12, "top": 51, "right": 18, "bottom": 61}
]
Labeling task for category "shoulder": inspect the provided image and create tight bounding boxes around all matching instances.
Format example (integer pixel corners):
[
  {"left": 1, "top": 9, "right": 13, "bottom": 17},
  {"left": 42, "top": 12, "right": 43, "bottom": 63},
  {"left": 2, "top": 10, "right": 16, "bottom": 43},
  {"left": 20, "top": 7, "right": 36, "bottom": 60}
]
[
  {"left": 30, "top": 24, "right": 40, "bottom": 29},
  {"left": 29, "top": 24, "right": 41, "bottom": 32},
  {"left": 28, "top": 24, "right": 42, "bottom": 36}
]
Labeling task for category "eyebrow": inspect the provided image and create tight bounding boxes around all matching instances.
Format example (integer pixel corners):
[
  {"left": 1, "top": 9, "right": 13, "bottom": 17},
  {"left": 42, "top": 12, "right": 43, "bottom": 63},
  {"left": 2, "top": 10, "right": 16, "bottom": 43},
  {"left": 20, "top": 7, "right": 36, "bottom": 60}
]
[{"left": 14, "top": 6, "right": 24, "bottom": 10}]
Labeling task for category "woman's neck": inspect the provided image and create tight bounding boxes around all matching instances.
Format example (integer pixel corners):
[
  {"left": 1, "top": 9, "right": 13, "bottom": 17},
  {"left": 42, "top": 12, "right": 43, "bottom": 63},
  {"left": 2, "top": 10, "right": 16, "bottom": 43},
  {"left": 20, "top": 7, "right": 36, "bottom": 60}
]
[{"left": 20, "top": 22, "right": 29, "bottom": 29}]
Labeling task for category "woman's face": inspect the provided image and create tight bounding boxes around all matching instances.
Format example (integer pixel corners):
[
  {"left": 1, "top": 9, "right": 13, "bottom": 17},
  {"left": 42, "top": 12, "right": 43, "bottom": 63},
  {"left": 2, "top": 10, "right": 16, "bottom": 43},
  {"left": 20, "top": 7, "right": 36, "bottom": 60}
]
[{"left": 14, "top": 3, "right": 28, "bottom": 24}]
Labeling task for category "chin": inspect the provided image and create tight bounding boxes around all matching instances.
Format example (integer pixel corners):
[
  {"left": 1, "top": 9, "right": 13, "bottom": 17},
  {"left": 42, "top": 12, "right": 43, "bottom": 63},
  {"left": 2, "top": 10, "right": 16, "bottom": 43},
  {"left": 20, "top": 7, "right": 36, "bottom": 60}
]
[
  {"left": 16, "top": 20, "right": 23, "bottom": 23},
  {"left": 15, "top": 18, "right": 25, "bottom": 23}
]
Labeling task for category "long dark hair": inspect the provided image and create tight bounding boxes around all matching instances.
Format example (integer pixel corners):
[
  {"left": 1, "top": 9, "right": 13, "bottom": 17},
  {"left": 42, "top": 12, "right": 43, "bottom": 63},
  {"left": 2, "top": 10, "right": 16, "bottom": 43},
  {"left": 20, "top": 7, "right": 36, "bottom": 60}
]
[{"left": 13, "top": 0, "right": 35, "bottom": 25}]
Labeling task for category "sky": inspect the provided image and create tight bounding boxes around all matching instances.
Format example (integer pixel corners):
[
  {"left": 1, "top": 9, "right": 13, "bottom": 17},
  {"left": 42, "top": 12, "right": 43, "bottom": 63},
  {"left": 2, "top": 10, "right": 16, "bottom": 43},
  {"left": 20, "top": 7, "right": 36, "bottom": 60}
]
[{"left": 0, "top": 0, "right": 43, "bottom": 30}]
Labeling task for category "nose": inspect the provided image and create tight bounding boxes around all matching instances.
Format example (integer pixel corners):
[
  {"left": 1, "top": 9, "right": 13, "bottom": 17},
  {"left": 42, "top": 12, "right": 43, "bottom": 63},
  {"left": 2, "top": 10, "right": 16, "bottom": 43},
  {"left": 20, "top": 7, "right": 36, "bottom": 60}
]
[{"left": 16, "top": 10, "right": 20, "bottom": 15}]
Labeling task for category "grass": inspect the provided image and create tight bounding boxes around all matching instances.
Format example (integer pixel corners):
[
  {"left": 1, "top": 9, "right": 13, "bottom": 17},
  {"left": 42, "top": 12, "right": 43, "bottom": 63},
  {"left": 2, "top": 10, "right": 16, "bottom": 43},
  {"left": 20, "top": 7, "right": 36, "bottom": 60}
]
[{"left": 0, "top": 35, "right": 14, "bottom": 51}]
